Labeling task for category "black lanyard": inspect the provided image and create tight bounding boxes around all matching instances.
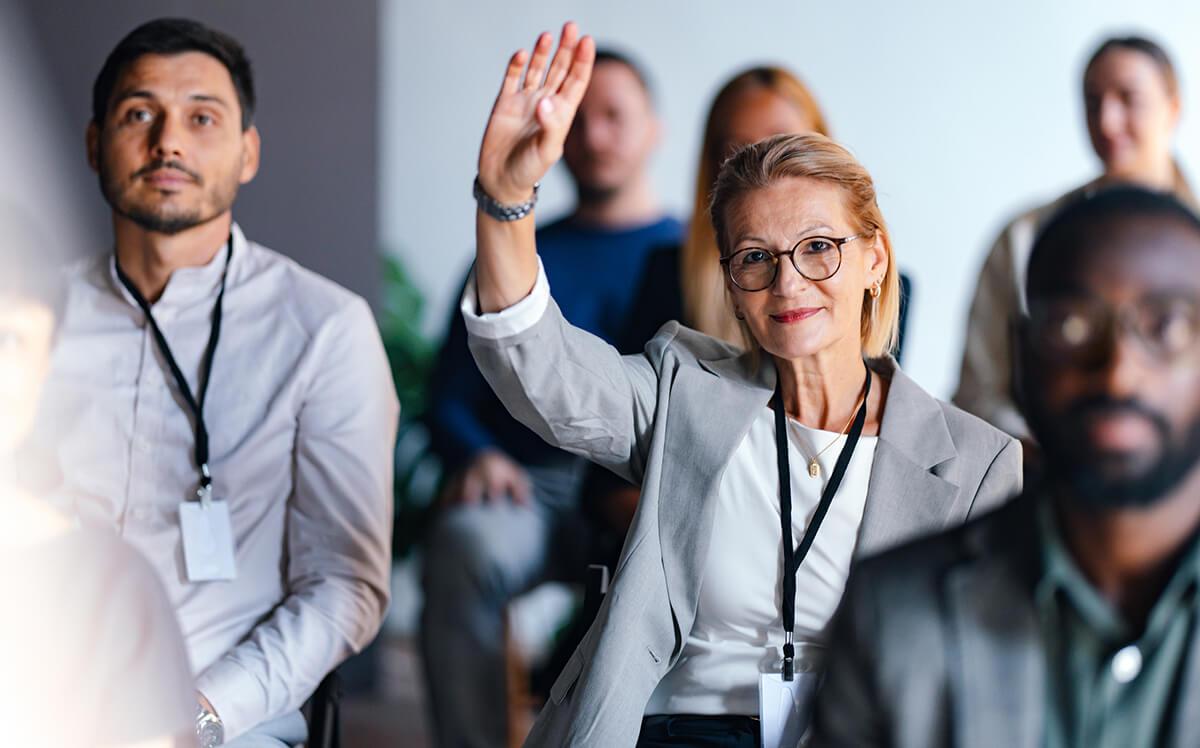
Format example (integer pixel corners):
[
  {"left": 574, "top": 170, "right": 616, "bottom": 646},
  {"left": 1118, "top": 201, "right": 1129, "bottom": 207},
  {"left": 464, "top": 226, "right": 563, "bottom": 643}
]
[
  {"left": 114, "top": 239, "right": 232, "bottom": 502},
  {"left": 775, "top": 363, "right": 871, "bottom": 681}
]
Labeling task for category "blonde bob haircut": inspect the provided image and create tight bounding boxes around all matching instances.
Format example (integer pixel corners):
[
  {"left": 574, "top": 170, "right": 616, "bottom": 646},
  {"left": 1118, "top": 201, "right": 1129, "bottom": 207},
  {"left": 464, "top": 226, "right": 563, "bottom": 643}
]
[{"left": 709, "top": 132, "right": 900, "bottom": 359}]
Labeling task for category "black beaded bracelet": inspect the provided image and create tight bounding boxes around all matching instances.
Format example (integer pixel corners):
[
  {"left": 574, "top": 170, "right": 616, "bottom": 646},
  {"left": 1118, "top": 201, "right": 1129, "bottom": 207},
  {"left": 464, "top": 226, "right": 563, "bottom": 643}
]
[{"left": 473, "top": 177, "right": 539, "bottom": 222}]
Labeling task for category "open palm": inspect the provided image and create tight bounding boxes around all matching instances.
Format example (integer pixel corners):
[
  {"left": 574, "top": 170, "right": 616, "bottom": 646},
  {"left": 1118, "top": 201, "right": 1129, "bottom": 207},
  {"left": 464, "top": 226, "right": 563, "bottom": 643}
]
[{"left": 477, "top": 23, "right": 595, "bottom": 204}]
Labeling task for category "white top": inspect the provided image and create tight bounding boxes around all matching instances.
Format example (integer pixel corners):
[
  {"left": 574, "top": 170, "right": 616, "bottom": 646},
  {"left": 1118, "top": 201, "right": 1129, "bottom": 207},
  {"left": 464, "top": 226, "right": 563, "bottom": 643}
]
[
  {"left": 27, "top": 224, "right": 399, "bottom": 741},
  {"left": 644, "top": 410, "right": 876, "bottom": 715},
  {"left": 461, "top": 263, "right": 877, "bottom": 717}
]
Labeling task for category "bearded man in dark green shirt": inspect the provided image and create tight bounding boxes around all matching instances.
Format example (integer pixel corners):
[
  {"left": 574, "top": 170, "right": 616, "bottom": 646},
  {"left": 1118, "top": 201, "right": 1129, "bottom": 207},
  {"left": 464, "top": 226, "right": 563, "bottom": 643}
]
[{"left": 813, "top": 186, "right": 1200, "bottom": 748}]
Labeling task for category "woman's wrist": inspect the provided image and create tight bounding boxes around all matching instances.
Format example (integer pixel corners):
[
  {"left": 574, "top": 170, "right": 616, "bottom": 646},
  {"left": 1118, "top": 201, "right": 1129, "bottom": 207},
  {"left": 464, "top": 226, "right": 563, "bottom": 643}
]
[
  {"left": 475, "top": 167, "right": 537, "bottom": 206},
  {"left": 474, "top": 177, "right": 538, "bottom": 222}
]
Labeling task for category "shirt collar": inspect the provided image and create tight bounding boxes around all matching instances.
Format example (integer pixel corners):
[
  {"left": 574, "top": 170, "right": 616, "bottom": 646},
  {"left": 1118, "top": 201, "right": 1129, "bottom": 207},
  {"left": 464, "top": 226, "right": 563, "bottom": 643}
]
[
  {"left": 1036, "top": 497, "right": 1200, "bottom": 645},
  {"left": 108, "top": 223, "right": 245, "bottom": 312}
]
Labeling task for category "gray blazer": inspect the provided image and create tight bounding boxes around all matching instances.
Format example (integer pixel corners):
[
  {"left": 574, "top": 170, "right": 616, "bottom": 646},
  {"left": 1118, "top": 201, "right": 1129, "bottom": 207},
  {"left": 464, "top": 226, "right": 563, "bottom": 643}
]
[
  {"left": 810, "top": 496, "right": 1200, "bottom": 747},
  {"left": 468, "top": 299, "right": 1022, "bottom": 747}
]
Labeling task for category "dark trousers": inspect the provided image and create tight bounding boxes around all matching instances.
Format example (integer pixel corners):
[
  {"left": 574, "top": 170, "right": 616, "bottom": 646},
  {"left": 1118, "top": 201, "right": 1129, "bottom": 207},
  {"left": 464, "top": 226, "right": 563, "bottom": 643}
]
[{"left": 637, "top": 715, "right": 761, "bottom": 748}]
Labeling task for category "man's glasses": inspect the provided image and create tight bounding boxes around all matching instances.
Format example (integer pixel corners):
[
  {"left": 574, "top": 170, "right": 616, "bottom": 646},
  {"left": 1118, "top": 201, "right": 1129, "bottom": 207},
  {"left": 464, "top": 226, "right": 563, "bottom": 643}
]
[
  {"left": 1027, "top": 294, "right": 1200, "bottom": 365},
  {"left": 720, "top": 234, "right": 863, "bottom": 292}
]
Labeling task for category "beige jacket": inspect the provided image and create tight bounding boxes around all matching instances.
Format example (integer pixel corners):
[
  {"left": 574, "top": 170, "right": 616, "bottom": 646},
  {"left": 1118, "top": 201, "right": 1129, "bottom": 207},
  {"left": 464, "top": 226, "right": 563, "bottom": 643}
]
[{"left": 952, "top": 188, "right": 1086, "bottom": 438}]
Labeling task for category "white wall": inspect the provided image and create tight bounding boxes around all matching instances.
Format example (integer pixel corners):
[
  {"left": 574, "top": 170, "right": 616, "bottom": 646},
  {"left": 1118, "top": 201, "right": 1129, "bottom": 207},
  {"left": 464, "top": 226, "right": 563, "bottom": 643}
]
[{"left": 380, "top": 0, "right": 1200, "bottom": 399}]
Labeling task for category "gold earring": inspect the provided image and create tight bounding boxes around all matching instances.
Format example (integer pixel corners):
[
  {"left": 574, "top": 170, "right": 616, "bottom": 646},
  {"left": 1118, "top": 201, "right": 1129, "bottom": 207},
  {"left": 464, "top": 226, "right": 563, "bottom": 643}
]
[{"left": 869, "top": 281, "right": 881, "bottom": 299}]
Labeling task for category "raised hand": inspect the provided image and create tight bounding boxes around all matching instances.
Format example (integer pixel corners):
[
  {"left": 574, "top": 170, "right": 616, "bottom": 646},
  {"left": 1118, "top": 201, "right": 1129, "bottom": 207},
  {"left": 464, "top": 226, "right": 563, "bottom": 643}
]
[{"left": 477, "top": 22, "right": 595, "bottom": 205}]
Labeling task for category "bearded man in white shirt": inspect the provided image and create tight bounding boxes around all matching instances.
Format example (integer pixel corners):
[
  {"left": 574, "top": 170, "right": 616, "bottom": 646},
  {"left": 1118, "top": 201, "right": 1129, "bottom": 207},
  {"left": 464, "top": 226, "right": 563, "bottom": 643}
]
[{"left": 28, "top": 17, "right": 399, "bottom": 747}]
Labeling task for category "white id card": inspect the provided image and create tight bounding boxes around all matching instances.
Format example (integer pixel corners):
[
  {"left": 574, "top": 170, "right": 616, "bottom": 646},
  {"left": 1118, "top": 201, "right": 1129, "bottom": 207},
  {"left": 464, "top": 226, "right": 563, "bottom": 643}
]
[
  {"left": 759, "top": 671, "right": 820, "bottom": 748},
  {"left": 179, "top": 500, "right": 238, "bottom": 581}
]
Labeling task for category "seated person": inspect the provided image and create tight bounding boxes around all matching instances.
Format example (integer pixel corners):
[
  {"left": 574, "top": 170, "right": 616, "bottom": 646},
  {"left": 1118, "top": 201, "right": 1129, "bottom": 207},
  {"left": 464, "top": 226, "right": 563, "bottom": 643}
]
[
  {"left": 1, "top": 205, "right": 195, "bottom": 748},
  {"left": 955, "top": 35, "right": 1194, "bottom": 441},
  {"left": 815, "top": 187, "right": 1200, "bottom": 747},
  {"left": 464, "top": 24, "right": 1019, "bottom": 746},
  {"left": 26, "top": 19, "right": 398, "bottom": 746}
]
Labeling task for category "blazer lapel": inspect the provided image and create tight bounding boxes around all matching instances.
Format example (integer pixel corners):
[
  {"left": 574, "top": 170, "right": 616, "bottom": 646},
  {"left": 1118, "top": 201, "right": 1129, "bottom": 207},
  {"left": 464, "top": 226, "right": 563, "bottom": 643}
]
[
  {"left": 1169, "top": 615, "right": 1200, "bottom": 746},
  {"left": 856, "top": 359, "right": 963, "bottom": 558},
  {"left": 945, "top": 551, "right": 1045, "bottom": 748},
  {"left": 656, "top": 351, "right": 772, "bottom": 647}
]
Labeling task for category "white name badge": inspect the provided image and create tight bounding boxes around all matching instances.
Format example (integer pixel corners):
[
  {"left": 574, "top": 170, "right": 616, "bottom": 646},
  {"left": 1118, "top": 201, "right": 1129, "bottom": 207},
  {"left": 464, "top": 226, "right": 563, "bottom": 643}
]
[
  {"left": 760, "top": 646, "right": 825, "bottom": 748},
  {"left": 759, "top": 672, "right": 817, "bottom": 748},
  {"left": 179, "top": 500, "right": 238, "bottom": 582}
]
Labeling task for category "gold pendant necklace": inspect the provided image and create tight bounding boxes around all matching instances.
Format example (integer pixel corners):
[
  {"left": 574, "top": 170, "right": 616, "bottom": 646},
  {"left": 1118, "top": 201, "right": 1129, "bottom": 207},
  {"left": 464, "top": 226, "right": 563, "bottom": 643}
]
[{"left": 794, "top": 378, "right": 869, "bottom": 480}]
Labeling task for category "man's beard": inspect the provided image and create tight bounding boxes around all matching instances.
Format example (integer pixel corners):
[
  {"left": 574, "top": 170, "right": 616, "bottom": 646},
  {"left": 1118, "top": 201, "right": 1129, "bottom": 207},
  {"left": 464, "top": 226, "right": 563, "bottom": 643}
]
[
  {"left": 99, "top": 156, "right": 237, "bottom": 235},
  {"left": 1027, "top": 388, "right": 1200, "bottom": 511}
]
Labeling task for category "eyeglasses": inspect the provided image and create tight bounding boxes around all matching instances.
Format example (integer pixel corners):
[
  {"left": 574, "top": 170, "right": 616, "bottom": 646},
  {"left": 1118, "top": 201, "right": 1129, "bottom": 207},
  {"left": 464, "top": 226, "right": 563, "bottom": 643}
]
[
  {"left": 720, "top": 234, "right": 863, "bottom": 292},
  {"left": 1027, "top": 294, "right": 1200, "bottom": 365}
]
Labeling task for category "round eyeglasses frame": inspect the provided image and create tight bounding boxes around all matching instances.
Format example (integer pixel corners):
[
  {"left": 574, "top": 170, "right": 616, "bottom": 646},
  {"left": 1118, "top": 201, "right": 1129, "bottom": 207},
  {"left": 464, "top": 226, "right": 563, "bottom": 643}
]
[{"left": 719, "top": 234, "right": 864, "bottom": 292}]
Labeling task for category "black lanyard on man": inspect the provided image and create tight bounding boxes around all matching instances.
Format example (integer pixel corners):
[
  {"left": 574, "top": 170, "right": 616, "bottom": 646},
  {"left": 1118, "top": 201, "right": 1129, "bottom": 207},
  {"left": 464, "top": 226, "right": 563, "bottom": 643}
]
[
  {"left": 114, "top": 238, "right": 232, "bottom": 504},
  {"left": 773, "top": 363, "right": 871, "bottom": 681}
]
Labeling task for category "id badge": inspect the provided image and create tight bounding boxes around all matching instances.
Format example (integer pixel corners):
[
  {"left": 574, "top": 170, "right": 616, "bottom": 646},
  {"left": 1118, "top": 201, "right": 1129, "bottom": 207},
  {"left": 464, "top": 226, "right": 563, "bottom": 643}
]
[
  {"left": 760, "top": 644, "right": 826, "bottom": 748},
  {"left": 179, "top": 500, "right": 238, "bottom": 581}
]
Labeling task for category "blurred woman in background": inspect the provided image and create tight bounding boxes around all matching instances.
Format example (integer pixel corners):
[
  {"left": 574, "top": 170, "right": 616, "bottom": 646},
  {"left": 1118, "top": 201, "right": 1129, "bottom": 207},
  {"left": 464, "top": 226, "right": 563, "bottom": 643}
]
[
  {"left": 681, "top": 67, "right": 831, "bottom": 346},
  {"left": 955, "top": 35, "right": 1195, "bottom": 442}
]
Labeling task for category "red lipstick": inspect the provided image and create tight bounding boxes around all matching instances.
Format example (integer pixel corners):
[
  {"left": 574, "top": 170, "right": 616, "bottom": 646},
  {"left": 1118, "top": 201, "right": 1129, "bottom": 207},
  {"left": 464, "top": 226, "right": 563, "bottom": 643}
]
[{"left": 769, "top": 308, "right": 821, "bottom": 323}]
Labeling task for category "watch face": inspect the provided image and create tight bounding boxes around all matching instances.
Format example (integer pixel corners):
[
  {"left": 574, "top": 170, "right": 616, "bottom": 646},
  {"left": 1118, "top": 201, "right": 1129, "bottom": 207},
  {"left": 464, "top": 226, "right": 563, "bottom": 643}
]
[{"left": 197, "top": 716, "right": 224, "bottom": 748}]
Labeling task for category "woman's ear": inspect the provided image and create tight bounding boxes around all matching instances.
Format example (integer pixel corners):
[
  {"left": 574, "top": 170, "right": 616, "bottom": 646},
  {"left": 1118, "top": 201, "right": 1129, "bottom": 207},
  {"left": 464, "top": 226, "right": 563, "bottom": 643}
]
[{"left": 865, "top": 230, "right": 888, "bottom": 284}]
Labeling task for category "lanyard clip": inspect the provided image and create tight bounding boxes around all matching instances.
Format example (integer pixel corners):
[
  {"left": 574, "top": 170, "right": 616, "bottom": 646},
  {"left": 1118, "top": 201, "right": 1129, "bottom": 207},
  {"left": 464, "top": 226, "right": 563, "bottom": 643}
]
[
  {"left": 782, "top": 631, "right": 795, "bottom": 682},
  {"left": 197, "top": 463, "right": 213, "bottom": 507}
]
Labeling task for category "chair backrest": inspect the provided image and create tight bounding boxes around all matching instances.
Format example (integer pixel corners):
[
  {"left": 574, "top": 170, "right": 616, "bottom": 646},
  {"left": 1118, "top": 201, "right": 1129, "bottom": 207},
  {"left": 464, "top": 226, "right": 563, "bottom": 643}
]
[{"left": 304, "top": 670, "right": 342, "bottom": 748}]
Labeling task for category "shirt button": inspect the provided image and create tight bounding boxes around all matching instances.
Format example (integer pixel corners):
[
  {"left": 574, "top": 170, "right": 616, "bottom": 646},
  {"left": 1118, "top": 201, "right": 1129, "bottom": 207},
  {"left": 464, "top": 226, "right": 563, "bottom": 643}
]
[{"left": 1111, "top": 645, "right": 1142, "bottom": 683}]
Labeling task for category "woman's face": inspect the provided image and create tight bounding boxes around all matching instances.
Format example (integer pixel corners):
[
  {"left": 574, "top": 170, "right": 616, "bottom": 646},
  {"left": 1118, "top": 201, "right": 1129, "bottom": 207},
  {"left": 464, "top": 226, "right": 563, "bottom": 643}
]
[
  {"left": 718, "top": 88, "right": 817, "bottom": 163},
  {"left": 1085, "top": 48, "right": 1180, "bottom": 182},
  {"left": 724, "top": 177, "right": 887, "bottom": 361}
]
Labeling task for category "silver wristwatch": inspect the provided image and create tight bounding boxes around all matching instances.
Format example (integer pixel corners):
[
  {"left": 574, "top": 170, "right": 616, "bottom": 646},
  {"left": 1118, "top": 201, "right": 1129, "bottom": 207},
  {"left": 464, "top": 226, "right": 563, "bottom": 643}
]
[
  {"left": 473, "top": 176, "right": 539, "bottom": 221},
  {"left": 196, "top": 703, "right": 225, "bottom": 747}
]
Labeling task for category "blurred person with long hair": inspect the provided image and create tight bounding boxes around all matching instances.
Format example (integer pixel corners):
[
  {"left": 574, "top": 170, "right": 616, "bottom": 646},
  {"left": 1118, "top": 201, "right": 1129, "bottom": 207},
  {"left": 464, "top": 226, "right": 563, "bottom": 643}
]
[
  {"left": 955, "top": 35, "right": 1195, "bottom": 442},
  {"left": 463, "top": 24, "right": 1020, "bottom": 746},
  {"left": 0, "top": 205, "right": 195, "bottom": 748},
  {"left": 682, "top": 67, "right": 832, "bottom": 347}
]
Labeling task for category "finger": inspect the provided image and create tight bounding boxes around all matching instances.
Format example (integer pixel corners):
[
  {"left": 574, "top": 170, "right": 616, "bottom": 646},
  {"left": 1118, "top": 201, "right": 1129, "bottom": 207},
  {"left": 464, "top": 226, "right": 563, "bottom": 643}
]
[
  {"left": 499, "top": 48, "right": 528, "bottom": 98},
  {"left": 511, "top": 471, "right": 533, "bottom": 506},
  {"left": 542, "top": 21, "right": 580, "bottom": 94},
  {"left": 523, "top": 31, "right": 554, "bottom": 90},
  {"left": 559, "top": 34, "right": 596, "bottom": 105}
]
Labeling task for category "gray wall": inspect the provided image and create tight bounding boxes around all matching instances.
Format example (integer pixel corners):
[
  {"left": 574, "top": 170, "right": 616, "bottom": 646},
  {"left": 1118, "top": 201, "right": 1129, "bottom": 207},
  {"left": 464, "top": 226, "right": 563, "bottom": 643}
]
[{"left": 19, "top": 0, "right": 382, "bottom": 308}]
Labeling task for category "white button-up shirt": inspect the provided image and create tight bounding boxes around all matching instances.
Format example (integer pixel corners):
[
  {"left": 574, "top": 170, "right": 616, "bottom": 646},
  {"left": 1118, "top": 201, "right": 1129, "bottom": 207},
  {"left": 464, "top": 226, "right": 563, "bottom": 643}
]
[{"left": 29, "top": 224, "right": 398, "bottom": 741}]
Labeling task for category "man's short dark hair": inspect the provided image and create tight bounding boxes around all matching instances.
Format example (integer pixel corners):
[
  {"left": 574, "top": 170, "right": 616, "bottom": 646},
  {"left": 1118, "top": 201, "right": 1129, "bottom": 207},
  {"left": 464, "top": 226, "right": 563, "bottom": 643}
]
[
  {"left": 0, "top": 205, "right": 66, "bottom": 332},
  {"left": 92, "top": 17, "right": 256, "bottom": 131},
  {"left": 1026, "top": 186, "right": 1200, "bottom": 300},
  {"left": 593, "top": 46, "right": 655, "bottom": 107}
]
